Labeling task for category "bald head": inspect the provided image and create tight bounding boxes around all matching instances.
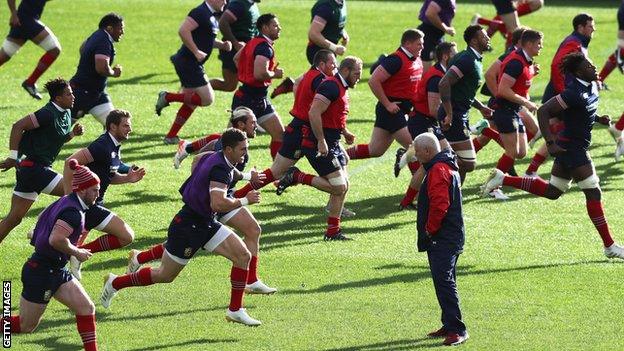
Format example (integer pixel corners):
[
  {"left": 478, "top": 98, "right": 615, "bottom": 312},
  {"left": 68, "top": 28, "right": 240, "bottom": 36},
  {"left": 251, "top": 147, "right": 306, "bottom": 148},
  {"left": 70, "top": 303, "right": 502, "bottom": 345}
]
[{"left": 413, "top": 133, "right": 441, "bottom": 164}]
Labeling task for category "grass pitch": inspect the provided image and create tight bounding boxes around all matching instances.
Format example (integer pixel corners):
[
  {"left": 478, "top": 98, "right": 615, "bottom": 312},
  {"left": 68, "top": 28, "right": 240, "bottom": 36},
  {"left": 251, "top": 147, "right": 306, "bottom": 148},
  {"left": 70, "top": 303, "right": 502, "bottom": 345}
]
[{"left": 1, "top": 1, "right": 623, "bottom": 350}]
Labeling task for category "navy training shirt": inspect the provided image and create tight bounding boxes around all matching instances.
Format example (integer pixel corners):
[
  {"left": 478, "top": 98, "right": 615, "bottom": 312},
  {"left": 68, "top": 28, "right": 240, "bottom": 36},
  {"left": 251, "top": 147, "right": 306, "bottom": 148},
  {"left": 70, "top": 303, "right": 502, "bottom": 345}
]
[
  {"left": 71, "top": 29, "right": 115, "bottom": 92},
  {"left": 175, "top": 2, "right": 219, "bottom": 64},
  {"left": 556, "top": 78, "right": 599, "bottom": 150},
  {"left": 86, "top": 133, "right": 121, "bottom": 204}
]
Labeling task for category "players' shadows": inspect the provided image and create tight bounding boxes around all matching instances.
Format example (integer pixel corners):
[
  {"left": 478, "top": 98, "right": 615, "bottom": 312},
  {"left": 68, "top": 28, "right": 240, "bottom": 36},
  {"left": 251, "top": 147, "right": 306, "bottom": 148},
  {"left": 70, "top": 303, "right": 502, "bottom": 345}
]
[
  {"left": 102, "top": 190, "right": 178, "bottom": 209},
  {"left": 21, "top": 335, "right": 83, "bottom": 351},
  {"left": 124, "top": 338, "right": 239, "bottom": 351},
  {"left": 280, "top": 259, "right": 608, "bottom": 296},
  {"left": 325, "top": 337, "right": 438, "bottom": 351},
  {"left": 107, "top": 73, "right": 176, "bottom": 87}
]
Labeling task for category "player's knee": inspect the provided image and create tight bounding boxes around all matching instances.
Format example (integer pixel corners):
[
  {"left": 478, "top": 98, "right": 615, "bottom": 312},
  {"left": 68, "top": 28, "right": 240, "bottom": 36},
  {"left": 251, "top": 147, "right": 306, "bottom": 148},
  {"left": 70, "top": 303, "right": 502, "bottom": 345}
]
[
  {"left": 329, "top": 175, "right": 347, "bottom": 195},
  {"left": 516, "top": 149, "right": 527, "bottom": 159},
  {"left": 455, "top": 149, "right": 476, "bottom": 172},
  {"left": 38, "top": 33, "right": 60, "bottom": 52},
  {"left": 200, "top": 93, "right": 214, "bottom": 107},
  {"left": 235, "top": 248, "right": 252, "bottom": 268},
  {"left": 117, "top": 227, "right": 135, "bottom": 246},
  {"left": 221, "top": 80, "right": 237, "bottom": 92},
  {"left": 460, "top": 160, "right": 476, "bottom": 172},
  {"left": 77, "top": 301, "right": 96, "bottom": 316},
  {"left": 20, "top": 320, "right": 39, "bottom": 333},
  {"left": 5, "top": 213, "right": 23, "bottom": 227},
  {"left": 549, "top": 176, "right": 571, "bottom": 196},
  {"left": 48, "top": 46, "right": 61, "bottom": 56}
]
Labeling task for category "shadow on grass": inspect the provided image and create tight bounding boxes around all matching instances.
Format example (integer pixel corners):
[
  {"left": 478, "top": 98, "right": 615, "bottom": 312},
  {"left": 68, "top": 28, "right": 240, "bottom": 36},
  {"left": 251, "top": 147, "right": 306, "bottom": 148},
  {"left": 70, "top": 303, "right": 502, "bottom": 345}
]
[
  {"left": 102, "top": 190, "right": 178, "bottom": 209},
  {"left": 125, "top": 338, "right": 238, "bottom": 351},
  {"left": 326, "top": 337, "right": 438, "bottom": 351},
  {"left": 281, "top": 259, "right": 608, "bottom": 295},
  {"left": 107, "top": 73, "right": 177, "bottom": 87},
  {"left": 353, "top": 0, "right": 616, "bottom": 8}
]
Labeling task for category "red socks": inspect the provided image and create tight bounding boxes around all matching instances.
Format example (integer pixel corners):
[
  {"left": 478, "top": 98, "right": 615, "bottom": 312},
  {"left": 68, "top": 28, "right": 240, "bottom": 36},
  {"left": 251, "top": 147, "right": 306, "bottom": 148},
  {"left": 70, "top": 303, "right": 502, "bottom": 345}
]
[
  {"left": 247, "top": 256, "right": 258, "bottom": 284},
  {"left": 165, "top": 92, "right": 202, "bottom": 106},
  {"left": 473, "top": 138, "right": 483, "bottom": 152},
  {"left": 526, "top": 153, "right": 546, "bottom": 174},
  {"left": 80, "top": 234, "right": 123, "bottom": 253},
  {"left": 270, "top": 140, "right": 282, "bottom": 159},
  {"left": 615, "top": 113, "right": 624, "bottom": 132},
  {"left": 503, "top": 175, "right": 548, "bottom": 196},
  {"left": 326, "top": 217, "right": 341, "bottom": 236},
  {"left": 76, "top": 314, "right": 98, "bottom": 351},
  {"left": 347, "top": 144, "right": 370, "bottom": 159},
  {"left": 233, "top": 169, "right": 275, "bottom": 197},
  {"left": 599, "top": 53, "right": 618, "bottom": 82},
  {"left": 2, "top": 316, "right": 20, "bottom": 333},
  {"left": 26, "top": 51, "right": 58, "bottom": 85},
  {"left": 188, "top": 133, "right": 221, "bottom": 153},
  {"left": 516, "top": 2, "right": 534, "bottom": 16},
  {"left": 137, "top": 244, "right": 164, "bottom": 264},
  {"left": 166, "top": 104, "right": 196, "bottom": 138},
  {"left": 482, "top": 127, "right": 503, "bottom": 147},
  {"left": 496, "top": 153, "right": 515, "bottom": 173},
  {"left": 401, "top": 186, "right": 418, "bottom": 207},
  {"left": 294, "top": 169, "right": 314, "bottom": 185},
  {"left": 586, "top": 200, "right": 615, "bottom": 247},
  {"left": 229, "top": 266, "right": 248, "bottom": 311},
  {"left": 112, "top": 267, "right": 154, "bottom": 290},
  {"left": 408, "top": 161, "right": 421, "bottom": 173}
]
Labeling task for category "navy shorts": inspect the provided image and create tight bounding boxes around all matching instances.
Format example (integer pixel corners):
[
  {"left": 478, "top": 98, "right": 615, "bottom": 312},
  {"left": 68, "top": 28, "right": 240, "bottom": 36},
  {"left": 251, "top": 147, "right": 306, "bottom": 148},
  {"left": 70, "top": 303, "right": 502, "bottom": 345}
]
[
  {"left": 171, "top": 55, "right": 208, "bottom": 89},
  {"left": 492, "top": 0, "right": 515, "bottom": 15},
  {"left": 417, "top": 23, "right": 444, "bottom": 62},
  {"left": 84, "top": 204, "right": 114, "bottom": 231},
  {"left": 21, "top": 254, "right": 73, "bottom": 304},
  {"left": 408, "top": 111, "right": 446, "bottom": 141},
  {"left": 554, "top": 148, "right": 592, "bottom": 170},
  {"left": 618, "top": 3, "right": 624, "bottom": 31},
  {"left": 71, "top": 87, "right": 111, "bottom": 119},
  {"left": 8, "top": 18, "right": 45, "bottom": 40},
  {"left": 14, "top": 161, "right": 61, "bottom": 200},
  {"left": 306, "top": 43, "right": 322, "bottom": 65},
  {"left": 492, "top": 105, "right": 525, "bottom": 134},
  {"left": 218, "top": 47, "right": 238, "bottom": 72},
  {"left": 439, "top": 109, "right": 470, "bottom": 142},
  {"left": 374, "top": 100, "right": 411, "bottom": 134},
  {"left": 279, "top": 117, "right": 308, "bottom": 160},
  {"left": 303, "top": 140, "right": 347, "bottom": 177},
  {"left": 232, "top": 90, "right": 275, "bottom": 122},
  {"left": 164, "top": 206, "right": 226, "bottom": 265}
]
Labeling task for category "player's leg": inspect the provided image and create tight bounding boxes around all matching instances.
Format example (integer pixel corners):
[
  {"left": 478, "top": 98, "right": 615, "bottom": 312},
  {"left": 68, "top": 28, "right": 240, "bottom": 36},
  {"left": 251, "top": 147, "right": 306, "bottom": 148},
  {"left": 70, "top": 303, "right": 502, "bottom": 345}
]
[
  {"left": 323, "top": 168, "right": 350, "bottom": 240},
  {"left": 525, "top": 142, "right": 548, "bottom": 176},
  {"left": 0, "top": 36, "right": 24, "bottom": 65},
  {"left": 4, "top": 297, "right": 47, "bottom": 333},
  {"left": 54, "top": 279, "right": 98, "bottom": 351},
  {"left": 258, "top": 113, "right": 285, "bottom": 159},
  {"left": 87, "top": 98, "right": 115, "bottom": 127},
  {"left": 0, "top": 194, "right": 35, "bottom": 243},
  {"left": 24, "top": 27, "right": 61, "bottom": 97},
  {"left": 210, "top": 50, "right": 239, "bottom": 92},
  {"left": 599, "top": 31, "right": 624, "bottom": 82},
  {"left": 127, "top": 242, "right": 165, "bottom": 273},
  {"left": 449, "top": 139, "right": 476, "bottom": 184},
  {"left": 347, "top": 127, "right": 393, "bottom": 159}
]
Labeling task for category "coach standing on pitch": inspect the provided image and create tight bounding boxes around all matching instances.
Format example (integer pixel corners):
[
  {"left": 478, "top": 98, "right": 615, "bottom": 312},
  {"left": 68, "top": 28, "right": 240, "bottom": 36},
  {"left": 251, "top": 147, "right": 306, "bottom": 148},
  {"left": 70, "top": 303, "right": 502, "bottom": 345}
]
[{"left": 414, "top": 132, "right": 468, "bottom": 347}]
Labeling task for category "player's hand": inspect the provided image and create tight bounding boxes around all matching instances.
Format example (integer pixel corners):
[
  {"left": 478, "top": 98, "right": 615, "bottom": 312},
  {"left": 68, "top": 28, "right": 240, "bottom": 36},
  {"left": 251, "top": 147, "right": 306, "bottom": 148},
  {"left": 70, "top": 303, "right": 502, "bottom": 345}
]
[
  {"left": 194, "top": 50, "right": 207, "bottom": 62},
  {"left": 524, "top": 100, "right": 538, "bottom": 113},
  {"left": 335, "top": 45, "right": 347, "bottom": 56},
  {"left": 597, "top": 115, "right": 611, "bottom": 126},
  {"left": 127, "top": 166, "right": 146, "bottom": 183},
  {"left": 0, "top": 158, "right": 17, "bottom": 172},
  {"left": 71, "top": 123, "right": 84, "bottom": 137},
  {"left": 273, "top": 63, "right": 284, "bottom": 79},
  {"left": 9, "top": 13, "right": 20, "bottom": 27},
  {"left": 317, "top": 140, "right": 329, "bottom": 157},
  {"left": 221, "top": 40, "right": 232, "bottom": 52},
  {"left": 112, "top": 65, "right": 122, "bottom": 78},
  {"left": 385, "top": 102, "right": 401, "bottom": 114},
  {"left": 533, "top": 63, "right": 540, "bottom": 75},
  {"left": 340, "top": 32, "right": 350, "bottom": 47},
  {"left": 73, "top": 249, "right": 93, "bottom": 262},
  {"left": 441, "top": 114, "right": 452, "bottom": 131},
  {"left": 479, "top": 106, "right": 494, "bottom": 118},
  {"left": 546, "top": 142, "right": 566, "bottom": 157},
  {"left": 233, "top": 41, "right": 245, "bottom": 51},
  {"left": 246, "top": 190, "right": 261, "bottom": 205},
  {"left": 250, "top": 167, "right": 266, "bottom": 188},
  {"left": 342, "top": 129, "right": 356, "bottom": 145},
  {"left": 445, "top": 26, "right": 456, "bottom": 36}
]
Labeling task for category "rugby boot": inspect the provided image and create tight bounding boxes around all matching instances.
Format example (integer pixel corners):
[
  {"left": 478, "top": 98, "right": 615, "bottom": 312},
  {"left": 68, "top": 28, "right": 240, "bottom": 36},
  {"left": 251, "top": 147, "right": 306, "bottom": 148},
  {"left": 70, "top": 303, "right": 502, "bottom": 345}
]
[
  {"left": 127, "top": 249, "right": 142, "bottom": 273},
  {"left": 22, "top": 80, "right": 42, "bottom": 100},
  {"left": 616, "top": 139, "right": 624, "bottom": 162},
  {"left": 226, "top": 308, "right": 261, "bottom": 326},
  {"left": 324, "top": 231, "right": 352, "bottom": 241},
  {"left": 101, "top": 273, "right": 118, "bottom": 309},
  {"left": 394, "top": 147, "right": 406, "bottom": 177},
  {"left": 480, "top": 169, "right": 505, "bottom": 197},
  {"left": 443, "top": 332, "right": 469, "bottom": 346},
  {"left": 469, "top": 119, "right": 489, "bottom": 135},
  {"left": 270, "top": 77, "right": 294, "bottom": 99},
  {"left": 155, "top": 91, "right": 169, "bottom": 116},
  {"left": 245, "top": 280, "right": 277, "bottom": 295},
  {"left": 173, "top": 139, "right": 189, "bottom": 169},
  {"left": 163, "top": 136, "right": 180, "bottom": 145},
  {"left": 604, "top": 243, "right": 624, "bottom": 260},
  {"left": 608, "top": 123, "right": 621, "bottom": 142},
  {"left": 427, "top": 327, "right": 448, "bottom": 338},
  {"left": 276, "top": 166, "right": 298, "bottom": 195},
  {"left": 69, "top": 256, "right": 83, "bottom": 280}
]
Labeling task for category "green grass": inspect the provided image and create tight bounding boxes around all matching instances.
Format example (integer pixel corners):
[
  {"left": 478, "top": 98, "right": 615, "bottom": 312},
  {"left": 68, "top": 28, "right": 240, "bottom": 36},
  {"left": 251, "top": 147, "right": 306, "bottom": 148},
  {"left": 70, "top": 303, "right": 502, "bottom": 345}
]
[{"left": 1, "top": 1, "right": 624, "bottom": 350}]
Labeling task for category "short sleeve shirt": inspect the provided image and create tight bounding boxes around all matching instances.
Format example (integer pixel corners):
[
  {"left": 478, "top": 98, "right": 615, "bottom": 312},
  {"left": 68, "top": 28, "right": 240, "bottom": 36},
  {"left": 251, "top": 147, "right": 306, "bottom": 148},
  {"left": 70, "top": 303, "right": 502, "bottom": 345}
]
[{"left": 71, "top": 29, "right": 115, "bottom": 92}]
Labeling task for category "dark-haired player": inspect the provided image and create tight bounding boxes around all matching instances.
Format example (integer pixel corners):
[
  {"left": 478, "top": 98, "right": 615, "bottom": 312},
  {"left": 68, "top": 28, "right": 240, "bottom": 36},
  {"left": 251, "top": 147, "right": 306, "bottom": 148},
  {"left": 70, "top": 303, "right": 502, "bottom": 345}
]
[
  {"left": 438, "top": 25, "right": 492, "bottom": 182},
  {"left": 0, "top": 161, "right": 101, "bottom": 351},
  {"left": 70, "top": 13, "right": 125, "bottom": 126},
  {"left": 0, "top": 78, "right": 83, "bottom": 244},
  {"left": 210, "top": 0, "right": 260, "bottom": 93},
  {"left": 232, "top": 13, "right": 285, "bottom": 159},
  {"left": 0, "top": 0, "right": 62, "bottom": 99},
  {"left": 346, "top": 29, "right": 423, "bottom": 163},
  {"left": 101, "top": 128, "right": 264, "bottom": 326},
  {"left": 417, "top": 0, "right": 456, "bottom": 71},
  {"left": 62, "top": 110, "right": 145, "bottom": 280},
  {"left": 155, "top": 0, "right": 232, "bottom": 144},
  {"left": 481, "top": 53, "right": 624, "bottom": 260}
]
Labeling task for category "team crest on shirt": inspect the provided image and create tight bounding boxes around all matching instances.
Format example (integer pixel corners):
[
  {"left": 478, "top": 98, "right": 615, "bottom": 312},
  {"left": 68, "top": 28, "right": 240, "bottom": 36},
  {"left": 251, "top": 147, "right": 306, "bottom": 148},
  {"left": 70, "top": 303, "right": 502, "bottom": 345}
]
[
  {"left": 111, "top": 151, "right": 117, "bottom": 159},
  {"left": 294, "top": 150, "right": 301, "bottom": 159},
  {"left": 512, "top": 119, "right": 519, "bottom": 130},
  {"left": 43, "top": 290, "right": 52, "bottom": 302},
  {"left": 184, "top": 247, "right": 193, "bottom": 258}
]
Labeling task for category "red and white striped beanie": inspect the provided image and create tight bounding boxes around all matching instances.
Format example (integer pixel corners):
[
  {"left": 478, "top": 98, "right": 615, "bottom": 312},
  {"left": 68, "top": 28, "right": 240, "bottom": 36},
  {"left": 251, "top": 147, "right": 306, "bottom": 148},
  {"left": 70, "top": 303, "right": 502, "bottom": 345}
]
[{"left": 69, "top": 159, "right": 100, "bottom": 192}]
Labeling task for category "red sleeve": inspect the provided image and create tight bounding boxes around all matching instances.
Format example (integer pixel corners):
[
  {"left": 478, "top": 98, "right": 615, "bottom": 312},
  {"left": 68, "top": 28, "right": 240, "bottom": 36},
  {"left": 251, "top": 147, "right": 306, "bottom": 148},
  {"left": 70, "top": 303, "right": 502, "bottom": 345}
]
[
  {"left": 426, "top": 163, "right": 452, "bottom": 234},
  {"left": 551, "top": 41, "right": 581, "bottom": 93}
]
